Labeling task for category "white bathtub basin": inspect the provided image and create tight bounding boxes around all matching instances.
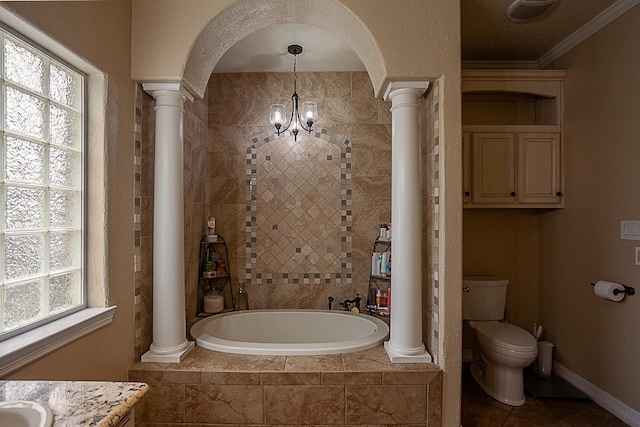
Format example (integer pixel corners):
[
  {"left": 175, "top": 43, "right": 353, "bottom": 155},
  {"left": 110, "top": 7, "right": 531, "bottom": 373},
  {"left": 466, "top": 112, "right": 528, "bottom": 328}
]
[
  {"left": 191, "top": 309, "right": 390, "bottom": 355},
  {"left": 0, "top": 400, "right": 53, "bottom": 427}
]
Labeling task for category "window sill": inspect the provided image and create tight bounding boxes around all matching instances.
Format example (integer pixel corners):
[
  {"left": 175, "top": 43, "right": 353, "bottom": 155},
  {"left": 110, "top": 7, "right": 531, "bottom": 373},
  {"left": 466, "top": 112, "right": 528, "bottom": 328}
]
[{"left": 0, "top": 306, "right": 116, "bottom": 376}]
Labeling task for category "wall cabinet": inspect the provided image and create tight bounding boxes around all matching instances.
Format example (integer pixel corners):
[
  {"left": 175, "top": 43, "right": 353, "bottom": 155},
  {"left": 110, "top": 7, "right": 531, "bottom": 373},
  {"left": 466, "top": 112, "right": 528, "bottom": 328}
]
[
  {"left": 463, "top": 130, "right": 562, "bottom": 207},
  {"left": 462, "top": 70, "right": 566, "bottom": 208}
]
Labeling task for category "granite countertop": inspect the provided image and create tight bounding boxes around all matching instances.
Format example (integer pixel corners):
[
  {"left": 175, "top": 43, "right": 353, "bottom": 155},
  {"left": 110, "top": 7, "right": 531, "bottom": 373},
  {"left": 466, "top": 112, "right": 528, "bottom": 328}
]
[{"left": 0, "top": 380, "right": 148, "bottom": 426}]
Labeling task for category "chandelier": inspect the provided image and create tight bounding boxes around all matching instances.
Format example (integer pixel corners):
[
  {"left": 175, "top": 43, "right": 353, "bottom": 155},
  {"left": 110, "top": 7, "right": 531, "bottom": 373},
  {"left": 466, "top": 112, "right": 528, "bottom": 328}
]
[{"left": 269, "top": 44, "right": 318, "bottom": 141}]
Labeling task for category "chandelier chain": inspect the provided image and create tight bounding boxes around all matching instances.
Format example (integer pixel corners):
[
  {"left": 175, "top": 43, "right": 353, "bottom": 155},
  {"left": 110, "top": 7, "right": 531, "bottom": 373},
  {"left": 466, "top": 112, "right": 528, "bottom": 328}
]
[{"left": 292, "top": 54, "right": 298, "bottom": 94}]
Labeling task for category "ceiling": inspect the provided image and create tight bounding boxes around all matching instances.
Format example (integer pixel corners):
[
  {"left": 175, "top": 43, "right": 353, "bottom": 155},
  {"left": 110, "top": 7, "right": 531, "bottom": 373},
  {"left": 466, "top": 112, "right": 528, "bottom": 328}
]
[
  {"left": 213, "top": 23, "right": 366, "bottom": 73},
  {"left": 461, "top": 0, "right": 618, "bottom": 63},
  {"left": 213, "top": 0, "right": 629, "bottom": 73}
]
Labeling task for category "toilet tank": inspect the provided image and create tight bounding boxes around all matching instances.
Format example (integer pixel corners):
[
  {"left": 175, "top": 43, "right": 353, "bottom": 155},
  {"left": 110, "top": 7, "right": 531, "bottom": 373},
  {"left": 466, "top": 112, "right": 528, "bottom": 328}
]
[{"left": 462, "top": 277, "right": 508, "bottom": 321}]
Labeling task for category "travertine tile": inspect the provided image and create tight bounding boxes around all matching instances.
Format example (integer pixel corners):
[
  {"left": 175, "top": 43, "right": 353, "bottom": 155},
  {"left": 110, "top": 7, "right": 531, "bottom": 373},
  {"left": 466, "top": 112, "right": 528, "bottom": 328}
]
[
  {"left": 200, "top": 371, "right": 261, "bottom": 385},
  {"left": 181, "top": 346, "right": 286, "bottom": 372},
  {"left": 351, "top": 71, "right": 375, "bottom": 98},
  {"left": 298, "top": 72, "right": 352, "bottom": 98},
  {"left": 383, "top": 370, "right": 441, "bottom": 385},
  {"left": 284, "top": 354, "right": 345, "bottom": 371},
  {"left": 128, "top": 368, "right": 200, "bottom": 385},
  {"left": 220, "top": 353, "right": 287, "bottom": 371},
  {"left": 346, "top": 385, "right": 427, "bottom": 425},
  {"left": 322, "top": 371, "right": 382, "bottom": 385},
  {"left": 261, "top": 371, "right": 322, "bottom": 385},
  {"left": 377, "top": 99, "right": 392, "bottom": 124},
  {"left": 427, "top": 372, "right": 442, "bottom": 426},
  {"left": 135, "top": 384, "right": 185, "bottom": 424},
  {"left": 342, "top": 343, "right": 403, "bottom": 371},
  {"left": 184, "top": 384, "right": 263, "bottom": 424},
  {"left": 264, "top": 385, "right": 345, "bottom": 425},
  {"left": 318, "top": 98, "right": 378, "bottom": 125}
]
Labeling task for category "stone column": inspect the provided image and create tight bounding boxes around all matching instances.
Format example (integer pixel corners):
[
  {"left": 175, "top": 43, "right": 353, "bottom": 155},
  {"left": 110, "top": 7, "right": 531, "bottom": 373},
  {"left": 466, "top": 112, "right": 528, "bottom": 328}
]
[
  {"left": 141, "top": 83, "right": 195, "bottom": 363},
  {"left": 383, "top": 81, "right": 432, "bottom": 363}
]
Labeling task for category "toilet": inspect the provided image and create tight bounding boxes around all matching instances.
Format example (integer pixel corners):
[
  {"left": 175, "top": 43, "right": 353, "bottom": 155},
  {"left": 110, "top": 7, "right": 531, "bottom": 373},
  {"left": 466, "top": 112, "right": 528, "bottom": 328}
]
[{"left": 463, "top": 277, "right": 538, "bottom": 406}]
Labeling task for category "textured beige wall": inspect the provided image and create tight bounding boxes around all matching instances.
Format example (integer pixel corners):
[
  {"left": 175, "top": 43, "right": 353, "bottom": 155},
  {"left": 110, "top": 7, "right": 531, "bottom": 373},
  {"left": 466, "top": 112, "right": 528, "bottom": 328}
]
[
  {"left": 463, "top": 209, "right": 542, "bottom": 331},
  {"left": 2, "top": 1, "right": 136, "bottom": 380},
  {"left": 541, "top": 5, "right": 640, "bottom": 411},
  {"left": 131, "top": 0, "right": 460, "bottom": 98}
]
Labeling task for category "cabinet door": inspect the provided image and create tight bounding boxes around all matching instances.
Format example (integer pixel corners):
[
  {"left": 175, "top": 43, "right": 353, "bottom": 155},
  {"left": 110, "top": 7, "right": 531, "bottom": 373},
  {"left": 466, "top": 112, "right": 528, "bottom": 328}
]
[
  {"left": 471, "top": 133, "right": 515, "bottom": 204},
  {"left": 517, "top": 133, "right": 561, "bottom": 204},
  {"left": 462, "top": 132, "right": 471, "bottom": 204}
]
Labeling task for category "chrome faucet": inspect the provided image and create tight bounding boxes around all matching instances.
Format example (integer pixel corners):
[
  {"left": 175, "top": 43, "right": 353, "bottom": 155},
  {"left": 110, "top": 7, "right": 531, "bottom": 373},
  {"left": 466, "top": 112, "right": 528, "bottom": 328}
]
[{"left": 328, "top": 296, "right": 335, "bottom": 310}]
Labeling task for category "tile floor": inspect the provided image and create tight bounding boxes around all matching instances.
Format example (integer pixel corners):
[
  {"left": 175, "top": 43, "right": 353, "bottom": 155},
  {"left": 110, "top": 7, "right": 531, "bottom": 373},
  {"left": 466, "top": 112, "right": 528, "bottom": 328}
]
[{"left": 461, "top": 364, "right": 629, "bottom": 427}]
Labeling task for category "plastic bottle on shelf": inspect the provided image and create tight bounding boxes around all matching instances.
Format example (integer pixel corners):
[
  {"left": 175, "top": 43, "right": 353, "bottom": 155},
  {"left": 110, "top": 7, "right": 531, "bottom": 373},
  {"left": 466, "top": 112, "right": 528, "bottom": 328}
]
[{"left": 235, "top": 281, "right": 249, "bottom": 310}]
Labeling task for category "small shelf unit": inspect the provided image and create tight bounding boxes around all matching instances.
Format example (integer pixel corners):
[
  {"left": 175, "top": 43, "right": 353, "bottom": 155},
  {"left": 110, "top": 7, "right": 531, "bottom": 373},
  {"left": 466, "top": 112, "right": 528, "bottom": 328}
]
[
  {"left": 368, "top": 237, "right": 391, "bottom": 317},
  {"left": 198, "top": 234, "right": 235, "bottom": 316}
]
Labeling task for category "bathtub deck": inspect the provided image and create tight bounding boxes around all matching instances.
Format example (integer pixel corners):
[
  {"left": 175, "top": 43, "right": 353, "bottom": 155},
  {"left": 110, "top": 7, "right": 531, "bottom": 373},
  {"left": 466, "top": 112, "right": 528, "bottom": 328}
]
[{"left": 129, "top": 344, "right": 442, "bottom": 426}]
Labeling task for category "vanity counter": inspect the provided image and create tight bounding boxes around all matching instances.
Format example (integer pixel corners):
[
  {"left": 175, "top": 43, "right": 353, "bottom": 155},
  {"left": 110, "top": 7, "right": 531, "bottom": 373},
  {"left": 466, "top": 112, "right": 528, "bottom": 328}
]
[{"left": 0, "top": 380, "right": 148, "bottom": 426}]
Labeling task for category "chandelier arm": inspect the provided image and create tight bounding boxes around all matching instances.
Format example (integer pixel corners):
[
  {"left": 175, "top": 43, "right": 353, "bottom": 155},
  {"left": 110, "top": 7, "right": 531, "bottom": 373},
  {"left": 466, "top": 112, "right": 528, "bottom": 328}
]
[{"left": 277, "top": 92, "right": 298, "bottom": 135}]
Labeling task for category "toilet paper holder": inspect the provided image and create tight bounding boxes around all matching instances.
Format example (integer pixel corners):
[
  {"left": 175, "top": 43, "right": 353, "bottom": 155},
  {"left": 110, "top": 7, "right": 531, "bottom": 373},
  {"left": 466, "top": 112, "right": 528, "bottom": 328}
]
[{"left": 590, "top": 282, "right": 636, "bottom": 296}]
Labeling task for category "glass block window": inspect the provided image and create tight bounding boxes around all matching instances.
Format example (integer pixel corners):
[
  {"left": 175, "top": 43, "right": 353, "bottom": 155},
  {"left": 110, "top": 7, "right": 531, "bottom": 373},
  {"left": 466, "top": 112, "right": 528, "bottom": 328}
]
[{"left": 0, "top": 29, "right": 84, "bottom": 339}]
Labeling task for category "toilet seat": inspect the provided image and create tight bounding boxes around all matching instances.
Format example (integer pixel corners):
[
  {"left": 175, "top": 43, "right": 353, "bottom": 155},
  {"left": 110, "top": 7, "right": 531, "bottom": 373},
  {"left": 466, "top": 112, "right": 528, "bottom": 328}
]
[{"left": 473, "top": 322, "right": 537, "bottom": 354}]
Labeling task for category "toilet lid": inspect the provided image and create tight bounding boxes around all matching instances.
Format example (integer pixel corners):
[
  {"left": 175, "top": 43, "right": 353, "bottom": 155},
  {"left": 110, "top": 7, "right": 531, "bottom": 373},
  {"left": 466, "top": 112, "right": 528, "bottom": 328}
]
[{"left": 474, "top": 322, "right": 537, "bottom": 352}]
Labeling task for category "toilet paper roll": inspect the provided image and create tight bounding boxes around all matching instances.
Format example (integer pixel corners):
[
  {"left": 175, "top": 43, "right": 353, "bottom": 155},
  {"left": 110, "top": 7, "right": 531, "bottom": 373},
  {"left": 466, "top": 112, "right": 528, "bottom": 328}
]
[{"left": 594, "top": 280, "right": 625, "bottom": 302}]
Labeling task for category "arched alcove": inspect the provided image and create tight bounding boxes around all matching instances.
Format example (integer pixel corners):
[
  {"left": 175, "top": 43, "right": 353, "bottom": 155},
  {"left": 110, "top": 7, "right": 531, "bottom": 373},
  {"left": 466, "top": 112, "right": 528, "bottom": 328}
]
[{"left": 182, "top": 0, "right": 386, "bottom": 98}]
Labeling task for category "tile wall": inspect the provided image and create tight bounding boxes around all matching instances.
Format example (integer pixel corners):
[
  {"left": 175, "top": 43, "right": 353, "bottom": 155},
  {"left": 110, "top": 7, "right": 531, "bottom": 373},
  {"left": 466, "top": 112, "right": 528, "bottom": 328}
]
[
  {"left": 245, "top": 127, "right": 351, "bottom": 286},
  {"left": 422, "top": 80, "right": 441, "bottom": 363},
  {"left": 207, "top": 72, "right": 391, "bottom": 310},
  {"left": 130, "top": 346, "right": 442, "bottom": 426}
]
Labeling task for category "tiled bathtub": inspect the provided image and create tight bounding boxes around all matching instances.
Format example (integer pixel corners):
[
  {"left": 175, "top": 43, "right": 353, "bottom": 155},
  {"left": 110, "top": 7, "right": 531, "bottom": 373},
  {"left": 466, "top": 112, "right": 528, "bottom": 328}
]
[{"left": 129, "top": 345, "right": 442, "bottom": 426}]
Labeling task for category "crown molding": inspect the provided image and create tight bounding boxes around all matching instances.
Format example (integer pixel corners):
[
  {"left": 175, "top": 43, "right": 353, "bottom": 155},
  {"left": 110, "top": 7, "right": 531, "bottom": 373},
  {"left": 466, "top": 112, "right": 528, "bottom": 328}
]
[
  {"left": 462, "top": 60, "right": 539, "bottom": 70},
  {"left": 537, "top": 0, "right": 640, "bottom": 68},
  {"left": 463, "top": 0, "right": 640, "bottom": 71}
]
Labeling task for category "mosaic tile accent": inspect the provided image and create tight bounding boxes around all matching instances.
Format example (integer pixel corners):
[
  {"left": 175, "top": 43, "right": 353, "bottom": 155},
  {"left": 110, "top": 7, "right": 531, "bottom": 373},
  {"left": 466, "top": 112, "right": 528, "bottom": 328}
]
[
  {"left": 431, "top": 79, "right": 441, "bottom": 364},
  {"left": 133, "top": 83, "right": 143, "bottom": 360},
  {"left": 245, "top": 127, "right": 352, "bottom": 285}
]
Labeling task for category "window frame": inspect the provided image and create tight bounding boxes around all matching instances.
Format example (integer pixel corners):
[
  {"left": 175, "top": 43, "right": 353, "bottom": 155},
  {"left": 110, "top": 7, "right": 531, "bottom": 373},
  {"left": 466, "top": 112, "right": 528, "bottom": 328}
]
[
  {"left": 0, "top": 6, "right": 114, "bottom": 376},
  {"left": 0, "top": 26, "right": 87, "bottom": 340}
]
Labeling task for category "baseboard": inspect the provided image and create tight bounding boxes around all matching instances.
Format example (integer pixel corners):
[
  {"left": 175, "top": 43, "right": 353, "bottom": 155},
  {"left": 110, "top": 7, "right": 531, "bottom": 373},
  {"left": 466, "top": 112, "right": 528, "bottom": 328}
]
[{"left": 553, "top": 361, "right": 640, "bottom": 427}]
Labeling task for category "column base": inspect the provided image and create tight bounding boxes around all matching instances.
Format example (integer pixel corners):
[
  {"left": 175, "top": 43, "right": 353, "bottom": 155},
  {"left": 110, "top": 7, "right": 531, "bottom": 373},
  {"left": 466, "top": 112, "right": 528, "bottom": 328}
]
[
  {"left": 385, "top": 341, "right": 432, "bottom": 363},
  {"left": 141, "top": 340, "right": 195, "bottom": 363}
]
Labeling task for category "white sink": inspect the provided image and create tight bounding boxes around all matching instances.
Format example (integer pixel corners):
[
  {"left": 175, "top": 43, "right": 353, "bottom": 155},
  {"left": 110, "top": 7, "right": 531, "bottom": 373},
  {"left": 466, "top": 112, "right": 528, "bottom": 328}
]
[{"left": 0, "top": 400, "right": 53, "bottom": 427}]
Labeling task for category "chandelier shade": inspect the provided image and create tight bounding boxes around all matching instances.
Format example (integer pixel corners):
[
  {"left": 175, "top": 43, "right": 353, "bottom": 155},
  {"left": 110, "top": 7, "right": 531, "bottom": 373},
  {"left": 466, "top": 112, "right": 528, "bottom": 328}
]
[{"left": 269, "top": 44, "right": 317, "bottom": 141}]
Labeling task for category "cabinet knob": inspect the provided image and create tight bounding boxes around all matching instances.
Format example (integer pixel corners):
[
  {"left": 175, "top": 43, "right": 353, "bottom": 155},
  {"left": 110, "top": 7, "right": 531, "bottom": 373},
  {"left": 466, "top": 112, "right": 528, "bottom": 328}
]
[
  {"left": 464, "top": 191, "right": 471, "bottom": 197},
  {"left": 510, "top": 191, "right": 516, "bottom": 197},
  {"left": 556, "top": 191, "right": 563, "bottom": 197}
]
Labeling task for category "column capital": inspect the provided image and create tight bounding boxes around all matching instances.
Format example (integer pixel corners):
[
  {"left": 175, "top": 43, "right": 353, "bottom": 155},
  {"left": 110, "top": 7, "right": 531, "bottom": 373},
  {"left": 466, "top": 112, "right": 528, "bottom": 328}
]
[
  {"left": 142, "top": 82, "right": 194, "bottom": 102},
  {"left": 383, "top": 81, "right": 430, "bottom": 101}
]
